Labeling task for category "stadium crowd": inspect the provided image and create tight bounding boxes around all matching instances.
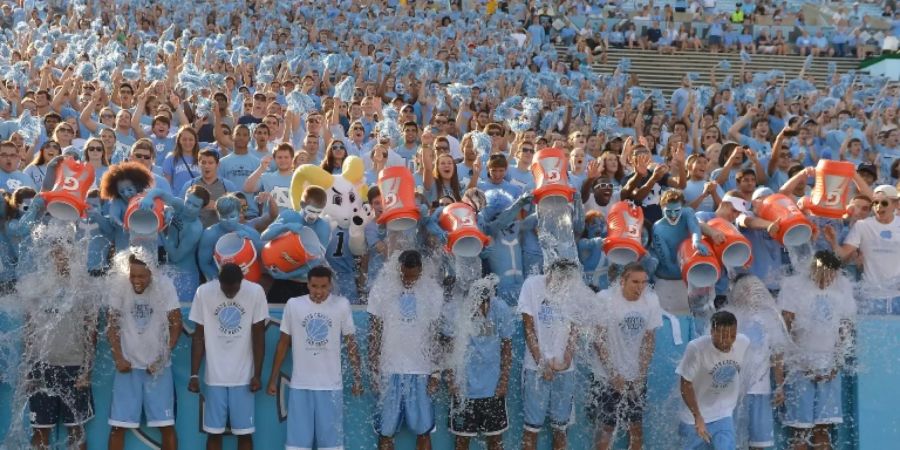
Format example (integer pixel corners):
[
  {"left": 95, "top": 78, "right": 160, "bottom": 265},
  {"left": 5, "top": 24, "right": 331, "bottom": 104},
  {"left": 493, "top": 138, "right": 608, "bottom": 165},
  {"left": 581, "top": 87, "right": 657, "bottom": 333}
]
[{"left": 2, "top": 0, "right": 900, "bottom": 450}]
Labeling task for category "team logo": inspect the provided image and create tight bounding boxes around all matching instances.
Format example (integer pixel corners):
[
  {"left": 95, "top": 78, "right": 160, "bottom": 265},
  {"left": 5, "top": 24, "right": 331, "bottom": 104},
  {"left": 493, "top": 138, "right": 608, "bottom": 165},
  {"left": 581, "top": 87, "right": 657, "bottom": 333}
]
[
  {"left": 399, "top": 293, "right": 417, "bottom": 321},
  {"left": 5, "top": 179, "right": 22, "bottom": 190},
  {"left": 619, "top": 311, "right": 645, "bottom": 338},
  {"left": 881, "top": 230, "right": 893, "bottom": 240},
  {"left": 215, "top": 302, "right": 246, "bottom": 336},
  {"left": 271, "top": 187, "right": 292, "bottom": 209},
  {"left": 538, "top": 302, "right": 555, "bottom": 327},
  {"left": 131, "top": 302, "right": 154, "bottom": 333},
  {"left": 301, "top": 313, "right": 333, "bottom": 347},
  {"left": 710, "top": 360, "right": 739, "bottom": 388}
]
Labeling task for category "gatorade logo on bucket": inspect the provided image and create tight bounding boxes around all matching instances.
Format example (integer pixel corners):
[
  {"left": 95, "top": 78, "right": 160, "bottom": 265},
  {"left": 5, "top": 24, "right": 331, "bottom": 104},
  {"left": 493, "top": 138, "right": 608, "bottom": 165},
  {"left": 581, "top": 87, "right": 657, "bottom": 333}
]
[
  {"left": 62, "top": 176, "right": 80, "bottom": 191},
  {"left": 822, "top": 175, "right": 849, "bottom": 207},
  {"left": 539, "top": 157, "right": 562, "bottom": 184},
  {"left": 381, "top": 176, "right": 402, "bottom": 210},
  {"left": 449, "top": 206, "right": 476, "bottom": 227}
]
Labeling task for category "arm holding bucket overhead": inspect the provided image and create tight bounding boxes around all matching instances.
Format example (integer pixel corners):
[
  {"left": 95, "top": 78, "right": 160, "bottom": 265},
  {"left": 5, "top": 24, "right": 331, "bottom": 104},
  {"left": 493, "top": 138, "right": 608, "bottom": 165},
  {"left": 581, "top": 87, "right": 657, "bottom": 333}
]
[
  {"left": 425, "top": 206, "right": 448, "bottom": 243},
  {"left": 851, "top": 172, "right": 874, "bottom": 199},
  {"left": 684, "top": 208, "right": 709, "bottom": 255},
  {"left": 778, "top": 166, "right": 815, "bottom": 197},
  {"left": 572, "top": 190, "right": 585, "bottom": 237},
  {"left": 141, "top": 187, "right": 182, "bottom": 213},
  {"left": 486, "top": 192, "right": 532, "bottom": 235},
  {"left": 40, "top": 156, "right": 65, "bottom": 192},
  {"left": 198, "top": 228, "right": 221, "bottom": 281}
]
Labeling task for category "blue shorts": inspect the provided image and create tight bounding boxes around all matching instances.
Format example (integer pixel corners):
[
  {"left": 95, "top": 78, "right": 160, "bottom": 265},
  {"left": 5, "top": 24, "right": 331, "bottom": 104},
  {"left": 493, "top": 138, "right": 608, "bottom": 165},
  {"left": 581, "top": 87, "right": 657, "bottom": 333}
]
[
  {"left": 204, "top": 385, "right": 256, "bottom": 435},
  {"left": 108, "top": 367, "right": 175, "bottom": 428},
  {"left": 287, "top": 388, "right": 343, "bottom": 450},
  {"left": 375, "top": 374, "right": 434, "bottom": 437},
  {"left": 783, "top": 371, "right": 843, "bottom": 428},
  {"left": 679, "top": 417, "right": 736, "bottom": 450},
  {"left": 522, "top": 369, "right": 575, "bottom": 432},
  {"left": 746, "top": 393, "right": 775, "bottom": 448}
]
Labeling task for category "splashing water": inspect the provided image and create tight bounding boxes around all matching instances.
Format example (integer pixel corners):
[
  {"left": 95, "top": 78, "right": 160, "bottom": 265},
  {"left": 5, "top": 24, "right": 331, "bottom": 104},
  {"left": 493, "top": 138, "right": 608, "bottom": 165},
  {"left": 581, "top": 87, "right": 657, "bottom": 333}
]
[{"left": 535, "top": 197, "right": 577, "bottom": 265}]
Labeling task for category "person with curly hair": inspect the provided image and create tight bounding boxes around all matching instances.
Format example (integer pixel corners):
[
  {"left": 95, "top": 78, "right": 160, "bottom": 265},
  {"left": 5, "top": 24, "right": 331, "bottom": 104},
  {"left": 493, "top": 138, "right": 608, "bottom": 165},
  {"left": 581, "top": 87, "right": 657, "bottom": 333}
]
[{"left": 97, "top": 161, "right": 154, "bottom": 252}]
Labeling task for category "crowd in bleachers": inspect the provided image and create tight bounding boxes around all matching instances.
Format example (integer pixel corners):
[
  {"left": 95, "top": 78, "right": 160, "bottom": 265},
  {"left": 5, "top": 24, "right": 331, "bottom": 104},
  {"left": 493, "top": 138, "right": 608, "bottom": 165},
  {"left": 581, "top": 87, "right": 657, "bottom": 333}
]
[{"left": 3, "top": 1, "right": 900, "bottom": 450}]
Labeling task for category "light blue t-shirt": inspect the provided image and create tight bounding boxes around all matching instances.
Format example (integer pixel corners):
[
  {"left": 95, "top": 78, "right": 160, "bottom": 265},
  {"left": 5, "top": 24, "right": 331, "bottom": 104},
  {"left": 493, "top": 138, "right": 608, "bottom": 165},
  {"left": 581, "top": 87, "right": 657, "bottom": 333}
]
[
  {"left": 441, "top": 298, "right": 514, "bottom": 399},
  {"left": 0, "top": 170, "right": 35, "bottom": 192}
]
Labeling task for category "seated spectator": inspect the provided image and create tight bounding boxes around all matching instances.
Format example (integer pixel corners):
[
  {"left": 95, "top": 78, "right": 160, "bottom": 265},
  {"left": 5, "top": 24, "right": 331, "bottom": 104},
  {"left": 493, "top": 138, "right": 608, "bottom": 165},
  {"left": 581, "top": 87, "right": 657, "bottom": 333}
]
[
  {"left": 738, "top": 24, "right": 756, "bottom": 53},
  {"left": 642, "top": 21, "right": 664, "bottom": 50},
  {"left": 812, "top": 29, "right": 832, "bottom": 57},
  {"left": 796, "top": 29, "right": 813, "bottom": 56}
]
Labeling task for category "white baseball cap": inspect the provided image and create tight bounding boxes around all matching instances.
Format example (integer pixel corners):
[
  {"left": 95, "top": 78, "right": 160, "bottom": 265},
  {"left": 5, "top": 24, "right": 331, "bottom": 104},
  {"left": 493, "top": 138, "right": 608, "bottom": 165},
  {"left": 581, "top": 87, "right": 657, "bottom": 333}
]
[
  {"left": 874, "top": 184, "right": 899, "bottom": 199},
  {"left": 722, "top": 193, "right": 749, "bottom": 213}
]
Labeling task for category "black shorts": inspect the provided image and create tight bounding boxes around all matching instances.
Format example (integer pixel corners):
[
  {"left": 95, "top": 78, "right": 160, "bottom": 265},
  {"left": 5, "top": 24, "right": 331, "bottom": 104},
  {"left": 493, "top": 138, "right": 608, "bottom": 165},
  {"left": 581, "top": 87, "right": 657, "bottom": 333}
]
[
  {"left": 449, "top": 396, "right": 508, "bottom": 437},
  {"left": 266, "top": 279, "right": 308, "bottom": 304},
  {"left": 28, "top": 365, "right": 94, "bottom": 428},
  {"left": 586, "top": 379, "right": 646, "bottom": 427}
]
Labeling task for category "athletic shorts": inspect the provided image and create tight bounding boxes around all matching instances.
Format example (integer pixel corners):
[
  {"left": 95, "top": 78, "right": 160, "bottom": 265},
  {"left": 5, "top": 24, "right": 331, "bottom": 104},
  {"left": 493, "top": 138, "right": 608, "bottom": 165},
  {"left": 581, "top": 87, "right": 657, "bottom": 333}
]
[
  {"left": 449, "top": 396, "right": 508, "bottom": 437},
  {"left": 375, "top": 374, "right": 434, "bottom": 437},
  {"left": 586, "top": 379, "right": 646, "bottom": 427},
  {"left": 204, "top": 385, "right": 255, "bottom": 435},
  {"left": 679, "top": 416, "right": 736, "bottom": 450},
  {"left": 29, "top": 365, "right": 93, "bottom": 428},
  {"left": 267, "top": 279, "right": 309, "bottom": 304},
  {"left": 109, "top": 367, "right": 175, "bottom": 428},
  {"left": 286, "top": 388, "right": 343, "bottom": 450},
  {"left": 783, "top": 371, "right": 843, "bottom": 428},
  {"left": 522, "top": 369, "right": 575, "bottom": 432},
  {"left": 746, "top": 393, "right": 775, "bottom": 448}
]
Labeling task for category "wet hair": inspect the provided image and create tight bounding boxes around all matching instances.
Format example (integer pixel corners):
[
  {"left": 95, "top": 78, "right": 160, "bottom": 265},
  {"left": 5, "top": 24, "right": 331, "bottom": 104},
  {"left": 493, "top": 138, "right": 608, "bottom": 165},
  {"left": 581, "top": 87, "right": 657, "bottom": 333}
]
[
  {"left": 398, "top": 250, "right": 423, "bottom": 269},
  {"left": 308, "top": 265, "right": 334, "bottom": 282},
  {"left": 813, "top": 250, "right": 842, "bottom": 270},
  {"left": 216, "top": 194, "right": 241, "bottom": 216},
  {"left": 186, "top": 185, "right": 211, "bottom": 207},
  {"left": 620, "top": 262, "right": 647, "bottom": 281},
  {"left": 128, "top": 253, "right": 148, "bottom": 267},
  {"left": 547, "top": 258, "right": 578, "bottom": 274},
  {"left": 99, "top": 162, "right": 153, "bottom": 200},
  {"left": 219, "top": 263, "right": 244, "bottom": 284},
  {"left": 710, "top": 311, "right": 737, "bottom": 329}
]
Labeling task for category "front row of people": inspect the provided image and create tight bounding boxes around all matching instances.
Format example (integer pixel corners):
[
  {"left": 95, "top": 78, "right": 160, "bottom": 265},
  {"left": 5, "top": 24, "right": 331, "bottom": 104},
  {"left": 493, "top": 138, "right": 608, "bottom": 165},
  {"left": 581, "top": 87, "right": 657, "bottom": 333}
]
[{"left": 24, "top": 247, "right": 853, "bottom": 450}]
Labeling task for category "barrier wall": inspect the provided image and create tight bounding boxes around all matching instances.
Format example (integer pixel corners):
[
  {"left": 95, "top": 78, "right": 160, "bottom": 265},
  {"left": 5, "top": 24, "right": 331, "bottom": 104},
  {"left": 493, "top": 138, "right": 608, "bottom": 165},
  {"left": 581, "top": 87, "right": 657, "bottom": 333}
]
[{"left": 0, "top": 307, "right": 867, "bottom": 449}]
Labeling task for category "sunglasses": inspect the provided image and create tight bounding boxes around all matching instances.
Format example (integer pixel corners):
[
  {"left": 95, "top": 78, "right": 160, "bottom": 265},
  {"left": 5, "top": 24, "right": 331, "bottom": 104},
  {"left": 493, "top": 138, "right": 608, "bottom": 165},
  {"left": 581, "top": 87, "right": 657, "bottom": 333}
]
[
  {"left": 86, "top": 146, "right": 104, "bottom": 152},
  {"left": 101, "top": 114, "right": 115, "bottom": 120},
  {"left": 594, "top": 182, "right": 614, "bottom": 189},
  {"left": 435, "top": 145, "right": 449, "bottom": 151},
  {"left": 132, "top": 153, "right": 152, "bottom": 160},
  {"left": 521, "top": 147, "right": 535, "bottom": 153},
  {"left": 875, "top": 199, "right": 893, "bottom": 207},
  {"left": 331, "top": 145, "right": 346, "bottom": 151},
  {"left": 58, "top": 128, "right": 74, "bottom": 134}
]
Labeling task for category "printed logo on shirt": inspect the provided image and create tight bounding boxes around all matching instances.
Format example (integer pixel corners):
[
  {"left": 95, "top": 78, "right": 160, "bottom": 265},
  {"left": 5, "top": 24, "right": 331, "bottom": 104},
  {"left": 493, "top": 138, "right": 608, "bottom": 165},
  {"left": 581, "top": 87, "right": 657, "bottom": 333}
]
[
  {"left": 538, "top": 302, "right": 555, "bottom": 327},
  {"left": 301, "top": 312, "right": 333, "bottom": 348},
  {"left": 399, "top": 292, "right": 417, "bottom": 322},
  {"left": 880, "top": 230, "right": 893, "bottom": 240},
  {"left": 215, "top": 302, "right": 246, "bottom": 336},
  {"left": 619, "top": 311, "right": 646, "bottom": 338},
  {"left": 131, "top": 302, "right": 154, "bottom": 333},
  {"left": 710, "top": 360, "right": 739, "bottom": 388},
  {"left": 271, "top": 187, "right": 292, "bottom": 209},
  {"left": 5, "top": 179, "right": 23, "bottom": 190}
]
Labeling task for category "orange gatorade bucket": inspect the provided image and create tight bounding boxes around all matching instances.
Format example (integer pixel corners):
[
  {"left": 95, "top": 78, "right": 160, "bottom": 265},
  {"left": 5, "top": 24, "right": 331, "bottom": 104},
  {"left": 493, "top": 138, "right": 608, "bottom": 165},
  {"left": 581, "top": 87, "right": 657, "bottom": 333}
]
[
  {"left": 678, "top": 238, "right": 720, "bottom": 288},
  {"left": 758, "top": 193, "right": 812, "bottom": 246},
  {"left": 215, "top": 232, "right": 262, "bottom": 282},
  {"left": 261, "top": 227, "right": 325, "bottom": 273},
  {"left": 439, "top": 202, "right": 490, "bottom": 257},
  {"left": 707, "top": 217, "right": 753, "bottom": 268},
  {"left": 376, "top": 166, "right": 421, "bottom": 231},
  {"left": 602, "top": 202, "right": 647, "bottom": 265},
  {"left": 42, "top": 158, "right": 95, "bottom": 221},
  {"left": 124, "top": 193, "right": 165, "bottom": 234},
  {"left": 805, "top": 159, "right": 856, "bottom": 219},
  {"left": 531, "top": 147, "right": 575, "bottom": 204}
]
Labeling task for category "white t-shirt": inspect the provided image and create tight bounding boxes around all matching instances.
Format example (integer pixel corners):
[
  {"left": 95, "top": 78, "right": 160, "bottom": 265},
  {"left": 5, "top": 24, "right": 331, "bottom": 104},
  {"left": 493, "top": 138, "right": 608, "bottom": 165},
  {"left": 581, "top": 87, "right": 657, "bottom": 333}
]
[
  {"left": 778, "top": 274, "right": 856, "bottom": 373},
  {"left": 844, "top": 216, "right": 900, "bottom": 298},
  {"left": 107, "top": 274, "right": 180, "bottom": 369},
  {"left": 723, "top": 306, "right": 787, "bottom": 394},
  {"left": 281, "top": 294, "right": 355, "bottom": 390},
  {"left": 592, "top": 285, "right": 663, "bottom": 381},
  {"left": 367, "top": 277, "right": 443, "bottom": 375},
  {"left": 676, "top": 334, "right": 750, "bottom": 424},
  {"left": 189, "top": 280, "right": 269, "bottom": 386},
  {"left": 517, "top": 275, "right": 576, "bottom": 373}
]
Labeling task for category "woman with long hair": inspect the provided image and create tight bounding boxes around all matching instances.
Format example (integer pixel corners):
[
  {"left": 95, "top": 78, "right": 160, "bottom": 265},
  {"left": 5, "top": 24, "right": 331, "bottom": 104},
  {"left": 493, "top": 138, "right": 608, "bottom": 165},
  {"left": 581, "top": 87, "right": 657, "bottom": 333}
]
[
  {"left": 424, "top": 151, "right": 462, "bottom": 204},
  {"left": 24, "top": 140, "right": 61, "bottom": 188},
  {"left": 320, "top": 139, "right": 348, "bottom": 174},
  {"left": 51, "top": 122, "right": 77, "bottom": 150},
  {"left": 162, "top": 126, "right": 201, "bottom": 194},
  {"left": 83, "top": 137, "right": 110, "bottom": 188}
]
